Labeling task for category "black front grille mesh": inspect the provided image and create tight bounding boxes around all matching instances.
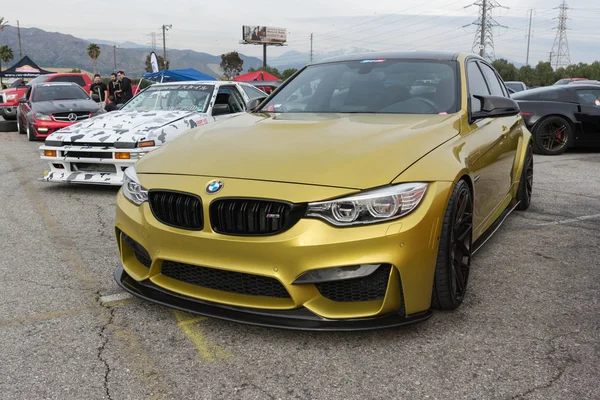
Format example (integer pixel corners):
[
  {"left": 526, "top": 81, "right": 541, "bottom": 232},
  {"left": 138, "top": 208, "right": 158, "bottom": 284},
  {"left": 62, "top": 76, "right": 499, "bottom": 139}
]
[
  {"left": 316, "top": 264, "right": 392, "bottom": 302},
  {"left": 149, "top": 191, "right": 203, "bottom": 230},
  {"left": 210, "top": 199, "right": 302, "bottom": 235},
  {"left": 161, "top": 261, "right": 290, "bottom": 298}
]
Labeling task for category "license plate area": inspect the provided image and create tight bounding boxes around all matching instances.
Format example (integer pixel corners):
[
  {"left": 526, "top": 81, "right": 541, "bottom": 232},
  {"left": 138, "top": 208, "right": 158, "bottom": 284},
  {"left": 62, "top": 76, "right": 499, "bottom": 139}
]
[{"left": 72, "top": 163, "right": 116, "bottom": 173}]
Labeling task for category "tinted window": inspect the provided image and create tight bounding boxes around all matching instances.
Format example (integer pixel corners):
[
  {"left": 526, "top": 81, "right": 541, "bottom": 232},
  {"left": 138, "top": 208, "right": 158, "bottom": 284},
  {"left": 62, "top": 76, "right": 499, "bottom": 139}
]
[
  {"left": 50, "top": 75, "right": 86, "bottom": 87},
  {"left": 261, "top": 59, "right": 458, "bottom": 114},
  {"left": 506, "top": 82, "right": 525, "bottom": 92},
  {"left": 241, "top": 85, "right": 268, "bottom": 100},
  {"left": 479, "top": 63, "right": 505, "bottom": 97},
  {"left": 576, "top": 89, "right": 600, "bottom": 105},
  {"left": 467, "top": 62, "right": 490, "bottom": 112},
  {"left": 32, "top": 85, "right": 89, "bottom": 102}
]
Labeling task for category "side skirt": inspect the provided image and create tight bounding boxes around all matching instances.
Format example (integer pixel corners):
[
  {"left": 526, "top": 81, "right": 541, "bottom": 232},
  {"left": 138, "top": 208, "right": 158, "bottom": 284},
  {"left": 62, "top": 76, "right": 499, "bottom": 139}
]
[{"left": 472, "top": 201, "right": 520, "bottom": 255}]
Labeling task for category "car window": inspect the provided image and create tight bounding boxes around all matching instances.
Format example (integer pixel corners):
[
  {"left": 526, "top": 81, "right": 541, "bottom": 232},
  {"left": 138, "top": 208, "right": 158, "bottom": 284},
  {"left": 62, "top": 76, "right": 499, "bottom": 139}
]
[
  {"left": 217, "top": 86, "right": 245, "bottom": 113},
  {"left": 575, "top": 89, "right": 600, "bottom": 105},
  {"left": 50, "top": 76, "right": 86, "bottom": 87},
  {"left": 479, "top": 63, "right": 505, "bottom": 97},
  {"left": 260, "top": 59, "right": 459, "bottom": 114},
  {"left": 467, "top": 62, "right": 490, "bottom": 112},
  {"left": 241, "top": 84, "right": 268, "bottom": 100},
  {"left": 32, "top": 85, "right": 89, "bottom": 102}
]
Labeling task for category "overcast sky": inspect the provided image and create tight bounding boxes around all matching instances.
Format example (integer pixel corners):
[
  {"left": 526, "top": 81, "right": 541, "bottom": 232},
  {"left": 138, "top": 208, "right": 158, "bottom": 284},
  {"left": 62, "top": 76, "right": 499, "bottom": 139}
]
[{"left": 2, "top": 0, "right": 600, "bottom": 65}]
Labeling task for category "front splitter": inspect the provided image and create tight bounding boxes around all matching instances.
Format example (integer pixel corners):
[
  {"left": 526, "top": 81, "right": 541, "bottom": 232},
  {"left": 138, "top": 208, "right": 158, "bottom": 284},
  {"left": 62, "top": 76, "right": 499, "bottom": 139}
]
[{"left": 114, "top": 264, "right": 432, "bottom": 332}]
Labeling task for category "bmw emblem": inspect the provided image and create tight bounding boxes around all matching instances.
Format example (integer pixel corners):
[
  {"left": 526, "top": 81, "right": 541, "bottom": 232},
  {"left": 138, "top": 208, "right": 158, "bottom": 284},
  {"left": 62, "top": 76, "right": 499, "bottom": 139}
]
[{"left": 206, "top": 180, "right": 223, "bottom": 194}]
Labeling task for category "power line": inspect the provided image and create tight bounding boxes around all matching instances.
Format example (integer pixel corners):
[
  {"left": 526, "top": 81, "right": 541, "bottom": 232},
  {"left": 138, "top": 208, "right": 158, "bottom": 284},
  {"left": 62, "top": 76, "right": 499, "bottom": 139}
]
[{"left": 550, "top": 0, "right": 570, "bottom": 69}]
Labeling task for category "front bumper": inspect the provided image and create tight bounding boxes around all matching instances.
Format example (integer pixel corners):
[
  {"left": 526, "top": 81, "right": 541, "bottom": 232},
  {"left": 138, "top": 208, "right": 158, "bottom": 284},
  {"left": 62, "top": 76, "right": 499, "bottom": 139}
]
[
  {"left": 114, "top": 174, "right": 454, "bottom": 330},
  {"left": 39, "top": 144, "right": 152, "bottom": 185},
  {"left": 31, "top": 120, "right": 74, "bottom": 138},
  {"left": 115, "top": 264, "right": 432, "bottom": 331}
]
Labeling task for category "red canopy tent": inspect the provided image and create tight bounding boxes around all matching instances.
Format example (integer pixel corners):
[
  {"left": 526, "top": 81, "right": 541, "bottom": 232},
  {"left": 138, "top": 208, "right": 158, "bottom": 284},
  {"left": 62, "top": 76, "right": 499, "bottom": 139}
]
[{"left": 234, "top": 70, "right": 281, "bottom": 82}]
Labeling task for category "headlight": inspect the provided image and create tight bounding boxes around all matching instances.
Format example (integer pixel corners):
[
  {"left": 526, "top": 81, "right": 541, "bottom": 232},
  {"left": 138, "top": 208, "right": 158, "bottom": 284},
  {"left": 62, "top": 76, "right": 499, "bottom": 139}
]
[
  {"left": 7, "top": 94, "right": 17, "bottom": 100},
  {"left": 34, "top": 112, "right": 52, "bottom": 121},
  {"left": 122, "top": 167, "right": 148, "bottom": 205},
  {"left": 306, "top": 183, "right": 428, "bottom": 227}
]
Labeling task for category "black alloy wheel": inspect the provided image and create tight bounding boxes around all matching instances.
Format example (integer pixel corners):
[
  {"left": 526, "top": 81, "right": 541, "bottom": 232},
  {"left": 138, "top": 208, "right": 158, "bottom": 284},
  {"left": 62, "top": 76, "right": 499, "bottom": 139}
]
[
  {"left": 533, "top": 116, "right": 571, "bottom": 155},
  {"left": 516, "top": 143, "right": 534, "bottom": 210},
  {"left": 432, "top": 180, "right": 473, "bottom": 310}
]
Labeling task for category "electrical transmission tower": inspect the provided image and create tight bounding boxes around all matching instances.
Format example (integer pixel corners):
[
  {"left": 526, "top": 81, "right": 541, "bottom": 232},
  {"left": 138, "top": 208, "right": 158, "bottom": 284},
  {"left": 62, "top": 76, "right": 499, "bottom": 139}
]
[
  {"left": 147, "top": 32, "right": 157, "bottom": 51},
  {"left": 550, "top": 0, "right": 570, "bottom": 69},
  {"left": 465, "top": 0, "right": 508, "bottom": 61}
]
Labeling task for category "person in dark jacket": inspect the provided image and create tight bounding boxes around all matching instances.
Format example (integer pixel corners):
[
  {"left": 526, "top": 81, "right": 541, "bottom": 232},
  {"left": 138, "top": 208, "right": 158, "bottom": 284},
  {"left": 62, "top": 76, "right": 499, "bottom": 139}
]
[
  {"left": 115, "top": 70, "right": 133, "bottom": 104},
  {"left": 108, "top": 73, "right": 121, "bottom": 103},
  {"left": 104, "top": 95, "right": 118, "bottom": 112}
]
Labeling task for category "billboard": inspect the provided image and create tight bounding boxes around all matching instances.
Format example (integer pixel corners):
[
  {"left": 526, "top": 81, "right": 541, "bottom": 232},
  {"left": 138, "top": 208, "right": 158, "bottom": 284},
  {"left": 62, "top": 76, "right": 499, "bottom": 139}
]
[{"left": 242, "top": 26, "right": 287, "bottom": 45}]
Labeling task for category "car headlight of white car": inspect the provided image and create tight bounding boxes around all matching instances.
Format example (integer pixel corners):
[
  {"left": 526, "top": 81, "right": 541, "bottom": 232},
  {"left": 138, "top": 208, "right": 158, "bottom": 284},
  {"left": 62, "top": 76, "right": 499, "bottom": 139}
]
[
  {"left": 122, "top": 167, "right": 148, "bottom": 205},
  {"left": 306, "top": 183, "right": 428, "bottom": 227}
]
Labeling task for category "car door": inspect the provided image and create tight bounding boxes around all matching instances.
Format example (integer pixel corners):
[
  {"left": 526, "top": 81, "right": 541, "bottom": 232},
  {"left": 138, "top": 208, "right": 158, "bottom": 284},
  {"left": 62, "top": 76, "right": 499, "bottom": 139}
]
[
  {"left": 463, "top": 60, "right": 518, "bottom": 232},
  {"left": 573, "top": 88, "right": 600, "bottom": 143},
  {"left": 20, "top": 86, "right": 34, "bottom": 125}
]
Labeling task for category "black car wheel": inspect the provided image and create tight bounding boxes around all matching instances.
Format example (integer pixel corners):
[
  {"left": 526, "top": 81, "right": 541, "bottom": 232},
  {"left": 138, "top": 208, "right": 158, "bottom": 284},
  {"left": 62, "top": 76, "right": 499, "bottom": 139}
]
[
  {"left": 432, "top": 179, "right": 473, "bottom": 310},
  {"left": 516, "top": 143, "right": 533, "bottom": 211},
  {"left": 17, "top": 114, "right": 25, "bottom": 134},
  {"left": 533, "top": 116, "right": 571, "bottom": 155},
  {"left": 26, "top": 122, "right": 36, "bottom": 142}
]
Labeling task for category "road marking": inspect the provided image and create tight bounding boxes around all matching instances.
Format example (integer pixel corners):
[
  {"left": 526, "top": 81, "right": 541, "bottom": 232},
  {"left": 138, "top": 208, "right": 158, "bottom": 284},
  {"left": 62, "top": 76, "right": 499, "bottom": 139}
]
[
  {"left": 173, "top": 310, "right": 233, "bottom": 362},
  {"left": 535, "top": 213, "right": 600, "bottom": 226},
  {"left": 100, "top": 292, "right": 133, "bottom": 304}
]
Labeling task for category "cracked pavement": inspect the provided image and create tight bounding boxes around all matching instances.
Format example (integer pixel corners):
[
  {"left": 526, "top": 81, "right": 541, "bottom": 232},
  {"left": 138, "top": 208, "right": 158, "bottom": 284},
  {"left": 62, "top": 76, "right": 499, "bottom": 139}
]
[{"left": 1, "top": 128, "right": 599, "bottom": 400}]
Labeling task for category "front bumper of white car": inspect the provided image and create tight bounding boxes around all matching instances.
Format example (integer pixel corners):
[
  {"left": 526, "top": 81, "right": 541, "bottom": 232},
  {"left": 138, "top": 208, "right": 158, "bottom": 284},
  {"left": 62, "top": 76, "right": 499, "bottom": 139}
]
[{"left": 39, "top": 144, "right": 156, "bottom": 186}]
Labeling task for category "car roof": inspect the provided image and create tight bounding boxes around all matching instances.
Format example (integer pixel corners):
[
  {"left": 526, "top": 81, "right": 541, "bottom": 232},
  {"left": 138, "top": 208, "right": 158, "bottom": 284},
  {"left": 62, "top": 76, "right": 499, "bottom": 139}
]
[
  {"left": 31, "top": 82, "right": 80, "bottom": 87},
  {"left": 313, "top": 50, "right": 467, "bottom": 65},
  {"left": 151, "top": 80, "right": 238, "bottom": 87}
]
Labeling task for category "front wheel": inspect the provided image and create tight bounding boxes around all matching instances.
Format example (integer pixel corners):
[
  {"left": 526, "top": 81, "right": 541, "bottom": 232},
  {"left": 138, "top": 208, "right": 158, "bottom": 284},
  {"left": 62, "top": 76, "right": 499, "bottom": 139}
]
[
  {"left": 532, "top": 116, "right": 571, "bottom": 155},
  {"left": 516, "top": 143, "right": 533, "bottom": 210},
  {"left": 17, "top": 114, "right": 25, "bottom": 134},
  {"left": 432, "top": 180, "right": 473, "bottom": 310},
  {"left": 26, "top": 122, "right": 36, "bottom": 141}
]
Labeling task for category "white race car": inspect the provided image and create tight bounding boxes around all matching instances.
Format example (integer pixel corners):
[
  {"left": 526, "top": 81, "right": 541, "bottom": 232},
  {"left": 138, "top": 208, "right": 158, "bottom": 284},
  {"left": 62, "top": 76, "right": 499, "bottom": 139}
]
[{"left": 39, "top": 80, "right": 268, "bottom": 185}]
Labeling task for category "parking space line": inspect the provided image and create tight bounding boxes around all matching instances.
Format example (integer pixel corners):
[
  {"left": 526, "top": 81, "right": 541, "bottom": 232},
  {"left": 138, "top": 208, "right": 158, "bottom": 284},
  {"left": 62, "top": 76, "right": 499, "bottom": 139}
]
[
  {"left": 173, "top": 311, "right": 233, "bottom": 362},
  {"left": 535, "top": 213, "right": 600, "bottom": 226}
]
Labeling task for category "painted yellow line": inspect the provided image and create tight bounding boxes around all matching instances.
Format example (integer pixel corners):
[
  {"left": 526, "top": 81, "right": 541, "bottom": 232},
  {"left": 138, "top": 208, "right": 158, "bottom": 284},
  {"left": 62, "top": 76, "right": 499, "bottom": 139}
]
[{"left": 172, "top": 311, "right": 233, "bottom": 362}]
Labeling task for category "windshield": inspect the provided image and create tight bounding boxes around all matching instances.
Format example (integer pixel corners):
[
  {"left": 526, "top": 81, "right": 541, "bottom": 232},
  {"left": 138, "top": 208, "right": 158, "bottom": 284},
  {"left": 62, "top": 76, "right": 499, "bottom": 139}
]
[
  {"left": 122, "top": 84, "right": 214, "bottom": 113},
  {"left": 506, "top": 82, "right": 524, "bottom": 92},
  {"left": 32, "top": 85, "right": 89, "bottom": 102},
  {"left": 260, "top": 59, "right": 458, "bottom": 114}
]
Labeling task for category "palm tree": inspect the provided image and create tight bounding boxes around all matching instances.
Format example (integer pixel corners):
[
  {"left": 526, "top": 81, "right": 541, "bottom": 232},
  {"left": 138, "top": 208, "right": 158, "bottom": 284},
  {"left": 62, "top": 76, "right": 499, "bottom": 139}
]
[
  {"left": 0, "top": 45, "right": 14, "bottom": 69},
  {"left": 87, "top": 43, "right": 101, "bottom": 74},
  {"left": 0, "top": 17, "right": 8, "bottom": 31}
]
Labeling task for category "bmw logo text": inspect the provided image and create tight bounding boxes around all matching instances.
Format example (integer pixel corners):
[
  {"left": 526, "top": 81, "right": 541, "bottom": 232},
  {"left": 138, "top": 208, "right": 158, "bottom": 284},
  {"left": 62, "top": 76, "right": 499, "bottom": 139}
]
[{"left": 206, "top": 180, "right": 224, "bottom": 194}]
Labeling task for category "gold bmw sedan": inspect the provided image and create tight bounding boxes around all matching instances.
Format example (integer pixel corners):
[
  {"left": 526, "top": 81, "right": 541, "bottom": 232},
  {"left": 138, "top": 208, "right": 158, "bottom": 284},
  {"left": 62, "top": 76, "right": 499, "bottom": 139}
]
[{"left": 114, "top": 51, "right": 533, "bottom": 330}]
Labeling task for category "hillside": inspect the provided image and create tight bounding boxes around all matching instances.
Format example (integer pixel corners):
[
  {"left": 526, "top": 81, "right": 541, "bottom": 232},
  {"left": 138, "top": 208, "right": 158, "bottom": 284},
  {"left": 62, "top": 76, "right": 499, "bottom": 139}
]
[{"left": 0, "top": 26, "right": 264, "bottom": 77}]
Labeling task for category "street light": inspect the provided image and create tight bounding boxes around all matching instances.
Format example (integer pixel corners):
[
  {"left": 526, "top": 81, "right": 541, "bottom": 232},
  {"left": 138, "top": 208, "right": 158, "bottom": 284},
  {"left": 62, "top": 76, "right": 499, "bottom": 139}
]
[{"left": 113, "top": 45, "right": 120, "bottom": 72}]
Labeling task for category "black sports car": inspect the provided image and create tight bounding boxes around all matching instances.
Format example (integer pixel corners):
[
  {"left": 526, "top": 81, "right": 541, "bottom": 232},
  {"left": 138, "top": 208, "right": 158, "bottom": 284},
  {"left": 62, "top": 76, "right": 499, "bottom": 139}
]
[{"left": 512, "top": 84, "right": 600, "bottom": 155}]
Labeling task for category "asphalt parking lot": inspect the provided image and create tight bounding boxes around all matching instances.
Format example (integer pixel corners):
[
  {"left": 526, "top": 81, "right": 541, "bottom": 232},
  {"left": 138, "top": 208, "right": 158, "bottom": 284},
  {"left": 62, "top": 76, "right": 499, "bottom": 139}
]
[{"left": 1, "top": 121, "right": 599, "bottom": 400}]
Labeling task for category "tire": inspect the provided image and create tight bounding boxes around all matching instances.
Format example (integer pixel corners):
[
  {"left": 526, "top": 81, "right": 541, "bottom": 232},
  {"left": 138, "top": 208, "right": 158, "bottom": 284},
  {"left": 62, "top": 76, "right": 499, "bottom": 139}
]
[
  {"left": 26, "top": 122, "right": 36, "bottom": 142},
  {"left": 516, "top": 143, "right": 533, "bottom": 211},
  {"left": 432, "top": 179, "right": 473, "bottom": 310},
  {"left": 532, "top": 116, "right": 571, "bottom": 155},
  {"left": 1, "top": 111, "right": 16, "bottom": 121},
  {"left": 17, "top": 114, "right": 25, "bottom": 134}
]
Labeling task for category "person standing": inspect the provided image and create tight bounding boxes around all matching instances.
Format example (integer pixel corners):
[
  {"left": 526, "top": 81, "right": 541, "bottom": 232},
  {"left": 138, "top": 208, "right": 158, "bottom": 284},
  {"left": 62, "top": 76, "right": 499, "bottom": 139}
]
[
  {"left": 90, "top": 74, "right": 108, "bottom": 111},
  {"left": 115, "top": 71, "right": 133, "bottom": 104},
  {"left": 108, "top": 73, "right": 121, "bottom": 104}
]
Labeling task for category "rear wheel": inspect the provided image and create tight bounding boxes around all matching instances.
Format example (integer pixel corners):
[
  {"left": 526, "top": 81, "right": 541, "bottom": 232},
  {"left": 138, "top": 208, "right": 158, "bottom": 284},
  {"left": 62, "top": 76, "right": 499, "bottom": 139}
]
[
  {"left": 516, "top": 143, "right": 533, "bottom": 210},
  {"left": 533, "top": 116, "right": 571, "bottom": 155},
  {"left": 432, "top": 180, "right": 473, "bottom": 310}
]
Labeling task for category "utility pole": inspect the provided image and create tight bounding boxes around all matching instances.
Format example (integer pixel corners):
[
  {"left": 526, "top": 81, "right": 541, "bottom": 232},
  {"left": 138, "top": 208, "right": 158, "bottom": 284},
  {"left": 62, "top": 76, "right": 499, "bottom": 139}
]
[
  {"left": 525, "top": 9, "right": 533, "bottom": 65},
  {"left": 465, "top": 0, "right": 508, "bottom": 61},
  {"left": 310, "top": 33, "right": 313, "bottom": 63},
  {"left": 550, "top": 0, "right": 570, "bottom": 70},
  {"left": 113, "top": 45, "right": 118, "bottom": 72},
  {"left": 17, "top": 20, "right": 23, "bottom": 58},
  {"left": 162, "top": 24, "right": 172, "bottom": 69}
]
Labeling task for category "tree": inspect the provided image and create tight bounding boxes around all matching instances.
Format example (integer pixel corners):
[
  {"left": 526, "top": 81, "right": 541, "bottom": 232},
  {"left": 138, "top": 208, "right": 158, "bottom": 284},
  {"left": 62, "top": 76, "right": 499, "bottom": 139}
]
[
  {"left": 491, "top": 59, "right": 518, "bottom": 82},
  {"left": 0, "top": 17, "right": 8, "bottom": 31},
  {"left": 281, "top": 68, "right": 298, "bottom": 80},
  {"left": 220, "top": 51, "right": 244, "bottom": 79},
  {"left": 533, "top": 62, "right": 555, "bottom": 86},
  {"left": 0, "top": 45, "right": 14, "bottom": 69},
  {"left": 145, "top": 53, "right": 169, "bottom": 72},
  {"left": 70, "top": 68, "right": 82, "bottom": 73},
  {"left": 87, "top": 43, "right": 101, "bottom": 75}
]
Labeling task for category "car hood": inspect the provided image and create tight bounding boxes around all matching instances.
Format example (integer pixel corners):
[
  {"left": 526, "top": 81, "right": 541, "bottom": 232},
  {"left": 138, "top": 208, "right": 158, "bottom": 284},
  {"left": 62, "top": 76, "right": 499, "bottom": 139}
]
[
  {"left": 48, "top": 110, "right": 206, "bottom": 145},
  {"left": 136, "top": 112, "right": 460, "bottom": 189},
  {"left": 33, "top": 99, "right": 100, "bottom": 114}
]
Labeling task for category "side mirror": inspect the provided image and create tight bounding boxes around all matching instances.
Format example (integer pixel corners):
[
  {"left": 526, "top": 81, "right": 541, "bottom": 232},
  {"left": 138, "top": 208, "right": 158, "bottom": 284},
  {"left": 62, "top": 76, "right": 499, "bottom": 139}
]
[
  {"left": 246, "top": 97, "right": 267, "bottom": 112},
  {"left": 471, "top": 95, "right": 520, "bottom": 121},
  {"left": 18, "top": 97, "right": 28, "bottom": 104}
]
